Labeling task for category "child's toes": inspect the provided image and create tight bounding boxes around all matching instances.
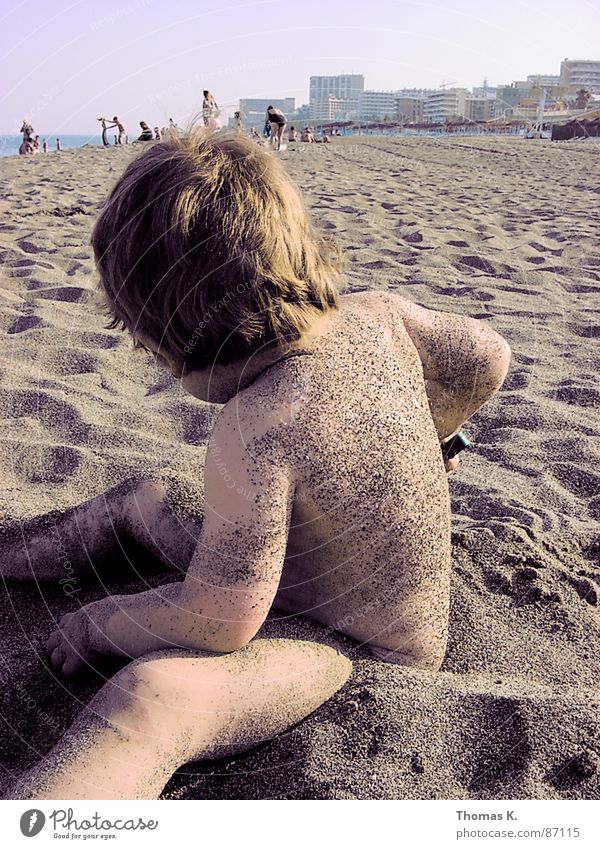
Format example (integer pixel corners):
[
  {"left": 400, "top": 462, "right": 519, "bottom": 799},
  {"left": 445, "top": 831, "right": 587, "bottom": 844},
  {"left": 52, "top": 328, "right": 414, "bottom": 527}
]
[
  {"left": 61, "top": 655, "right": 83, "bottom": 678},
  {"left": 46, "top": 630, "right": 61, "bottom": 654},
  {"left": 50, "top": 646, "right": 66, "bottom": 669}
]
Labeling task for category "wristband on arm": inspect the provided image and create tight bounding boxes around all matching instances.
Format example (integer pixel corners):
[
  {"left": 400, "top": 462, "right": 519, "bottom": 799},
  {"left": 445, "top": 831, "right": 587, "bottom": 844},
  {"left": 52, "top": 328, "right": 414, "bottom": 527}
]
[{"left": 441, "top": 431, "right": 471, "bottom": 462}]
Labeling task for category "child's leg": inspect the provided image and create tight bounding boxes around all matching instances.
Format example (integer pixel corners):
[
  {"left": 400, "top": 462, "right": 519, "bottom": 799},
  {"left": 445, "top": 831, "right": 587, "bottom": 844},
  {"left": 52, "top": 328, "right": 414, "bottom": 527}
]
[
  {"left": 0, "top": 475, "right": 202, "bottom": 582},
  {"left": 7, "top": 639, "right": 351, "bottom": 800}
]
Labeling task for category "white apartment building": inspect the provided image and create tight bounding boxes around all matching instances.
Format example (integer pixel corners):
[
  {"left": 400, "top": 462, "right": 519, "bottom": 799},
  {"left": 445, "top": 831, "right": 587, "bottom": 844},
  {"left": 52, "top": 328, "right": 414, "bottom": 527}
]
[
  {"left": 527, "top": 74, "right": 560, "bottom": 87},
  {"left": 560, "top": 59, "right": 600, "bottom": 93},
  {"left": 464, "top": 95, "right": 496, "bottom": 123},
  {"left": 395, "top": 96, "right": 424, "bottom": 123},
  {"left": 358, "top": 90, "right": 398, "bottom": 120},
  {"left": 309, "top": 74, "right": 364, "bottom": 121},
  {"left": 310, "top": 96, "right": 354, "bottom": 122},
  {"left": 423, "top": 88, "right": 468, "bottom": 123}
]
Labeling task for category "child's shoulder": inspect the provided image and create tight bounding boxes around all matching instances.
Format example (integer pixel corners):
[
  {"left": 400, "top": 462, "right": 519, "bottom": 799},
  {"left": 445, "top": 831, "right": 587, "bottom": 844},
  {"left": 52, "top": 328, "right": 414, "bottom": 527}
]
[{"left": 339, "top": 287, "right": 403, "bottom": 316}]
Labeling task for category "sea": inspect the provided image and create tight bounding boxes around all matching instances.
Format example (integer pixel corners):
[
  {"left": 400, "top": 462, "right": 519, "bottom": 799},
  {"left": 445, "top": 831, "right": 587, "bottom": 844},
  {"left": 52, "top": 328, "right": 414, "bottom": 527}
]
[{"left": 0, "top": 134, "right": 107, "bottom": 158}]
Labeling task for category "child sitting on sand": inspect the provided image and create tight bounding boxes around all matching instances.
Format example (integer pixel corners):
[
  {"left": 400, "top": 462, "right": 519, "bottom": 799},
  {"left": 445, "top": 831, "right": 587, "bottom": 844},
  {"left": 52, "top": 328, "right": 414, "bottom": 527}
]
[{"left": 3, "top": 131, "right": 510, "bottom": 800}]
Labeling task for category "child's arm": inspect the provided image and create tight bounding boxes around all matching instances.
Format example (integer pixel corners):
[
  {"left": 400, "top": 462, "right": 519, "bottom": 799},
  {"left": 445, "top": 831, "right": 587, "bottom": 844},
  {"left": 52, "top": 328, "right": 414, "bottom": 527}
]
[
  {"left": 46, "top": 400, "right": 295, "bottom": 677},
  {"left": 388, "top": 293, "right": 511, "bottom": 439}
]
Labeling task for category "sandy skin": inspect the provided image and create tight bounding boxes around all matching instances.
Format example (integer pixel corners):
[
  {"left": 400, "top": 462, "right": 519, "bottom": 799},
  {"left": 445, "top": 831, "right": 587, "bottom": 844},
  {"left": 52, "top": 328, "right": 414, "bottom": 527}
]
[{"left": 1, "top": 291, "right": 509, "bottom": 799}]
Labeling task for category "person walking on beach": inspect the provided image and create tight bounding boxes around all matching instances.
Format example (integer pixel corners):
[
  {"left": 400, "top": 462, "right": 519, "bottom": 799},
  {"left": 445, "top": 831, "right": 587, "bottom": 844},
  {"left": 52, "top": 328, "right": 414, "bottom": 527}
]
[
  {"left": 112, "top": 116, "right": 126, "bottom": 144},
  {"left": 56, "top": 138, "right": 61, "bottom": 151},
  {"left": 266, "top": 105, "right": 287, "bottom": 150},
  {"left": 42, "top": 139, "right": 48, "bottom": 153},
  {"left": 202, "top": 90, "right": 219, "bottom": 128}
]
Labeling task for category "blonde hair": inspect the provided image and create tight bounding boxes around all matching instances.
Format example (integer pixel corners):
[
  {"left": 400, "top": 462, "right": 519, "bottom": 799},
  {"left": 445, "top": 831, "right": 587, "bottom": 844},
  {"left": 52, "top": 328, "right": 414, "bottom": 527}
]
[{"left": 92, "top": 131, "right": 340, "bottom": 369}]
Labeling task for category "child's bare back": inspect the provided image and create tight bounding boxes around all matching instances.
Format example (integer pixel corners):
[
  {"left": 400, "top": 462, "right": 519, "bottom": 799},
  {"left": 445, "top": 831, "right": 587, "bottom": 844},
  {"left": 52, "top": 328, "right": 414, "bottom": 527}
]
[{"left": 233, "top": 290, "right": 451, "bottom": 669}]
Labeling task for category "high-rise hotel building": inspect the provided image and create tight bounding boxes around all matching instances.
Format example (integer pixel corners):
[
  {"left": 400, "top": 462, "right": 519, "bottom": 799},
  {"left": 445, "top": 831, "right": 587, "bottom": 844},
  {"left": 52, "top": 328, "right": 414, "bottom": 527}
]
[
  {"left": 309, "top": 75, "right": 364, "bottom": 121},
  {"left": 560, "top": 59, "right": 600, "bottom": 94}
]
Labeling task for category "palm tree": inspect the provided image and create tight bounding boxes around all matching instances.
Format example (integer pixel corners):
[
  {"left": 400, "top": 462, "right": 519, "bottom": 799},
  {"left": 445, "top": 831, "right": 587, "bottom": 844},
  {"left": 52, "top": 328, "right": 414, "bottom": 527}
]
[{"left": 574, "top": 89, "right": 591, "bottom": 110}]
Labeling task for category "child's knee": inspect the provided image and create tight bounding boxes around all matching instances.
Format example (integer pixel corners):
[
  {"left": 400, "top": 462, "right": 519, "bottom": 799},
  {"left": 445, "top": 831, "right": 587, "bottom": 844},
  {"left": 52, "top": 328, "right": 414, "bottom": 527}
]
[{"left": 92, "top": 655, "right": 175, "bottom": 736}]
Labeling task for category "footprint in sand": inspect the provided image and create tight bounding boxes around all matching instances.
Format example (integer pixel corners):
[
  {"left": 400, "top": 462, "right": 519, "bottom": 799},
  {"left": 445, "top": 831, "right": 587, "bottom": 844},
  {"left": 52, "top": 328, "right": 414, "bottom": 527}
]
[
  {"left": 0, "top": 388, "right": 91, "bottom": 443},
  {"left": 7, "top": 314, "right": 44, "bottom": 334},
  {"left": 550, "top": 463, "right": 600, "bottom": 499},
  {"left": 496, "top": 284, "right": 542, "bottom": 296},
  {"left": 567, "top": 576, "right": 598, "bottom": 607},
  {"left": 16, "top": 239, "right": 57, "bottom": 255},
  {"left": 549, "top": 383, "right": 600, "bottom": 408},
  {"left": 569, "top": 323, "right": 600, "bottom": 339},
  {"left": 54, "top": 350, "right": 99, "bottom": 375},
  {"left": 12, "top": 444, "right": 81, "bottom": 485},
  {"left": 529, "top": 241, "right": 563, "bottom": 256},
  {"left": 35, "top": 286, "right": 88, "bottom": 303},
  {"left": 454, "top": 255, "right": 499, "bottom": 275},
  {"left": 364, "top": 260, "right": 393, "bottom": 269},
  {"left": 502, "top": 370, "right": 531, "bottom": 391}
]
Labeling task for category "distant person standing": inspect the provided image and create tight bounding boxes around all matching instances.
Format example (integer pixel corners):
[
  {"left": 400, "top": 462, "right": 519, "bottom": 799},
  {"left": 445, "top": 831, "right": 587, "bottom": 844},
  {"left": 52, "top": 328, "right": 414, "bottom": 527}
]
[
  {"left": 43, "top": 138, "right": 48, "bottom": 153},
  {"left": 202, "top": 90, "right": 219, "bottom": 128},
  {"left": 56, "top": 137, "right": 62, "bottom": 151},
  {"left": 98, "top": 117, "right": 111, "bottom": 146},
  {"left": 266, "top": 105, "right": 287, "bottom": 151},
  {"left": 112, "top": 116, "right": 126, "bottom": 144},
  {"left": 20, "top": 119, "right": 34, "bottom": 143},
  {"left": 233, "top": 111, "right": 243, "bottom": 134},
  {"left": 166, "top": 118, "right": 178, "bottom": 140}
]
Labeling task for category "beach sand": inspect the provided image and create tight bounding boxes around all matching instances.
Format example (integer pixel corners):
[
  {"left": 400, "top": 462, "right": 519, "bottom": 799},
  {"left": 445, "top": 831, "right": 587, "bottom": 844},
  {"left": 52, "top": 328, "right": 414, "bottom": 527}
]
[{"left": 0, "top": 136, "right": 598, "bottom": 799}]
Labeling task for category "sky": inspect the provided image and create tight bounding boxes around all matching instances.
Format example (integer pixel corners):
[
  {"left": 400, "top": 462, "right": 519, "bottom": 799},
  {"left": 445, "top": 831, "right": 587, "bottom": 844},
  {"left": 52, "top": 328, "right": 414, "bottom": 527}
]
[{"left": 1, "top": 0, "right": 598, "bottom": 133}]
